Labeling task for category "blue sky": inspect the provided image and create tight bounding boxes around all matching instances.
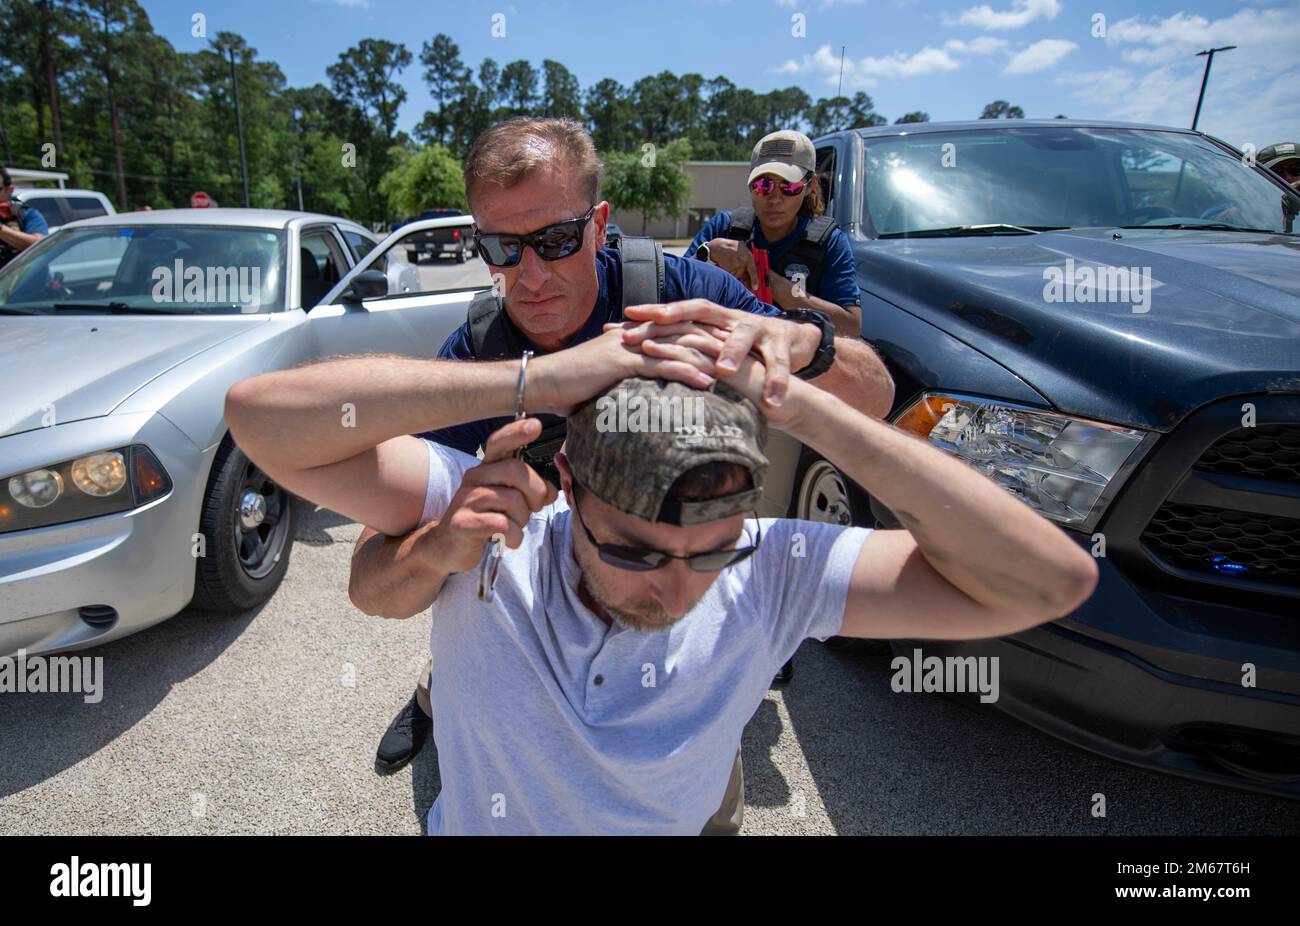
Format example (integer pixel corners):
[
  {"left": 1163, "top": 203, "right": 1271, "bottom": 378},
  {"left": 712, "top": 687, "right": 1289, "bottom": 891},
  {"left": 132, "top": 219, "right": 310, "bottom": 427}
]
[{"left": 140, "top": 0, "right": 1300, "bottom": 151}]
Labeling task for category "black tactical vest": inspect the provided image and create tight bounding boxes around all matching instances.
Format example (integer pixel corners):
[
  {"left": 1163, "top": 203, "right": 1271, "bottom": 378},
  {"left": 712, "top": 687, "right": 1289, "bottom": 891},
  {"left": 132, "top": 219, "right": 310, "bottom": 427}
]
[
  {"left": 463, "top": 237, "right": 665, "bottom": 485},
  {"left": 719, "top": 205, "right": 836, "bottom": 297}
]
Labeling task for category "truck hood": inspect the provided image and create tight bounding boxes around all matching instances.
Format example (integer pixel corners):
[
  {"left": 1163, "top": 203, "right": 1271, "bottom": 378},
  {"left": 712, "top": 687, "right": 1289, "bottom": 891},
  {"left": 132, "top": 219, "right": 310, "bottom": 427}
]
[
  {"left": 0, "top": 316, "right": 261, "bottom": 439},
  {"left": 857, "top": 229, "right": 1300, "bottom": 431}
]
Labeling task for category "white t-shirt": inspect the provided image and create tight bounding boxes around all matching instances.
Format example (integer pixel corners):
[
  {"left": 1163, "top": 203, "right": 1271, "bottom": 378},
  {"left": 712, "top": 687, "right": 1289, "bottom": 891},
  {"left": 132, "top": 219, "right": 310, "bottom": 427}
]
[{"left": 419, "top": 439, "right": 872, "bottom": 835}]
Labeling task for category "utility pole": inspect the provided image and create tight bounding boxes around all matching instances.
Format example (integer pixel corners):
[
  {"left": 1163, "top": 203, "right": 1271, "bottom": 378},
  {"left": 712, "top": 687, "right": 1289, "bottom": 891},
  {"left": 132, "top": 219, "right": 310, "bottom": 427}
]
[
  {"left": 293, "top": 107, "right": 304, "bottom": 211},
  {"left": 1191, "top": 45, "right": 1235, "bottom": 132},
  {"left": 225, "top": 44, "right": 251, "bottom": 207}
]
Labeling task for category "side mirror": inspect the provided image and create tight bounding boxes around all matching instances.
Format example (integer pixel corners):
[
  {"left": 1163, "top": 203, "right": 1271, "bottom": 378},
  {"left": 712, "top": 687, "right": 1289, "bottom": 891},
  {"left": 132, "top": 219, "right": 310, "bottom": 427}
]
[{"left": 345, "top": 269, "right": 389, "bottom": 302}]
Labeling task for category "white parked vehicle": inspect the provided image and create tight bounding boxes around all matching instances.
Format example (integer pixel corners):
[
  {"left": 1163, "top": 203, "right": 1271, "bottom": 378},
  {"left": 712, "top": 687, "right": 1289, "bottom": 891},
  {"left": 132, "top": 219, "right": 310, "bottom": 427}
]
[
  {"left": 0, "top": 209, "right": 459, "bottom": 657},
  {"left": 12, "top": 188, "right": 116, "bottom": 232}
]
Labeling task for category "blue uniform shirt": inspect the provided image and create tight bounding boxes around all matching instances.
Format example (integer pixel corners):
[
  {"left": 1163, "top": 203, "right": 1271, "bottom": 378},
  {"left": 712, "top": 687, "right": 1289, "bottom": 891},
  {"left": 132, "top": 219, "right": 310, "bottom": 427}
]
[
  {"left": 419, "top": 247, "right": 781, "bottom": 455},
  {"left": 686, "top": 210, "right": 859, "bottom": 310},
  {"left": 16, "top": 202, "right": 49, "bottom": 236}
]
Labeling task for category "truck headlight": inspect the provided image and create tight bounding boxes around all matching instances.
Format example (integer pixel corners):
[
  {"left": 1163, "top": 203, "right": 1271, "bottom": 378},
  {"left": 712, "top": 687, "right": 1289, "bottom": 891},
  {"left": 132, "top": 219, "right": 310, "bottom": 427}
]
[
  {"left": 893, "top": 393, "right": 1148, "bottom": 528},
  {"left": 0, "top": 445, "right": 172, "bottom": 533}
]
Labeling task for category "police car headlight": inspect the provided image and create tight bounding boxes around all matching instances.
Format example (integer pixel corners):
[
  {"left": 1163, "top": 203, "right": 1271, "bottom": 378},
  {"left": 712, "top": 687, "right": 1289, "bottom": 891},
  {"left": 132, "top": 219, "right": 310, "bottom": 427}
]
[
  {"left": 893, "top": 393, "right": 1149, "bottom": 528},
  {"left": 0, "top": 445, "right": 172, "bottom": 533},
  {"left": 8, "top": 469, "right": 64, "bottom": 508}
]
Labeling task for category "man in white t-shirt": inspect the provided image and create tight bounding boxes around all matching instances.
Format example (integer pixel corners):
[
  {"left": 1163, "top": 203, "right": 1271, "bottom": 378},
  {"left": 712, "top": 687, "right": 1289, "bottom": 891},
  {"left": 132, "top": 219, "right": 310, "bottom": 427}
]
[{"left": 225, "top": 319, "right": 1099, "bottom": 834}]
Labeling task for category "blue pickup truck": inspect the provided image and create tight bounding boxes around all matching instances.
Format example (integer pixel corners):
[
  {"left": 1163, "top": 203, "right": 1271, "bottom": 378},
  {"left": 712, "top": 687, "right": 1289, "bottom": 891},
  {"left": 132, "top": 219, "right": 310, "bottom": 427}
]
[{"left": 798, "top": 119, "right": 1300, "bottom": 799}]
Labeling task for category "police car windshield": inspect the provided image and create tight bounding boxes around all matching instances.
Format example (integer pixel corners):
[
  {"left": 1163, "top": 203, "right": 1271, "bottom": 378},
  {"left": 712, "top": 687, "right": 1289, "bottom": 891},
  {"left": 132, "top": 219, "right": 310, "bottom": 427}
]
[{"left": 0, "top": 224, "right": 287, "bottom": 314}]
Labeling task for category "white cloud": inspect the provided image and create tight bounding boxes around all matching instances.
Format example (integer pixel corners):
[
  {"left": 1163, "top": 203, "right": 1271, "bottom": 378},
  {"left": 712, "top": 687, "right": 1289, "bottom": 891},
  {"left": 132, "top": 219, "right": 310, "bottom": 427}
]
[
  {"left": 860, "top": 47, "right": 962, "bottom": 79},
  {"left": 943, "top": 36, "right": 1011, "bottom": 55},
  {"left": 1104, "top": 8, "right": 1289, "bottom": 67},
  {"left": 1004, "top": 38, "right": 1077, "bottom": 75},
  {"left": 774, "top": 38, "right": 1012, "bottom": 88},
  {"left": 1056, "top": 7, "right": 1300, "bottom": 152},
  {"left": 945, "top": 0, "right": 1062, "bottom": 30}
]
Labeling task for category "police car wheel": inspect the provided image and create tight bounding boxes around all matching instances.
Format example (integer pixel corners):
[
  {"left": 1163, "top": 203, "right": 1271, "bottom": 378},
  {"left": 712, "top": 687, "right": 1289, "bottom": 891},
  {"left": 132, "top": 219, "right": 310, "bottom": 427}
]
[{"left": 191, "top": 438, "right": 295, "bottom": 613}]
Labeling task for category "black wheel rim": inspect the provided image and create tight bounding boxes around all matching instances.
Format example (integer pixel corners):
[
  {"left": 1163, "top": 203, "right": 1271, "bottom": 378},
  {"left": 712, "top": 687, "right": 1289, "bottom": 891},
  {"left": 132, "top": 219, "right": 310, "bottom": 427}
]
[{"left": 232, "top": 459, "right": 291, "bottom": 580}]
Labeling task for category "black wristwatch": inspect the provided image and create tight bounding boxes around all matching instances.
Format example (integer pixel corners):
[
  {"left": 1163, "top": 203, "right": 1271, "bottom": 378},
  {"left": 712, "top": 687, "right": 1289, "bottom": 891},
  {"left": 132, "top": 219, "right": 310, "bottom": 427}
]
[
  {"left": 783, "top": 308, "right": 836, "bottom": 380},
  {"left": 694, "top": 242, "right": 710, "bottom": 262}
]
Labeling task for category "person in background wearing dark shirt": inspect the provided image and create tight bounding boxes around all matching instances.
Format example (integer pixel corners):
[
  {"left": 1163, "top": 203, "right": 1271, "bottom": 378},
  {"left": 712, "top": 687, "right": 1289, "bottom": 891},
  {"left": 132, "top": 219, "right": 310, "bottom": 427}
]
[
  {"left": 344, "top": 118, "right": 894, "bottom": 832},
  {"left": 686, "top": 130, "right": 861, "bottom": 339},
  {"left": 0, "top": 167, "right": 49, "bottom": 267}
]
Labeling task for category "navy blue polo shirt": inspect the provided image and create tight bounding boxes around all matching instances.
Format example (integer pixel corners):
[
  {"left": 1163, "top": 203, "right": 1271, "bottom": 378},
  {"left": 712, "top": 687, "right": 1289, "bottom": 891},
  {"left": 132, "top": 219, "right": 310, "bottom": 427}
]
[
  {"left": 686, "top": 210, "right": 859, "bottom": 309},
  {"left": 419, "top": 247, "right": 781, "bottom": 455}
]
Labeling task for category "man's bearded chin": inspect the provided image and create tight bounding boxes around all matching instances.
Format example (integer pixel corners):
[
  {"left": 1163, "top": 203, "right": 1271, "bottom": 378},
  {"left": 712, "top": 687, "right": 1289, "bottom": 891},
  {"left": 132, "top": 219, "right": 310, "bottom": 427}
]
[{"left": 574, "top": 541, "right": 689, "bottom": 634}]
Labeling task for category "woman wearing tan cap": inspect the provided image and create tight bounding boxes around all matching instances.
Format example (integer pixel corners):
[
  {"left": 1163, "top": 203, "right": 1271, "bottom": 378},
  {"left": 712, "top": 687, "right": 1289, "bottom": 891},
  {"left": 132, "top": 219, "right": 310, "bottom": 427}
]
[{"left": 686, "top": 130, "right": 862, "bottom": 339}]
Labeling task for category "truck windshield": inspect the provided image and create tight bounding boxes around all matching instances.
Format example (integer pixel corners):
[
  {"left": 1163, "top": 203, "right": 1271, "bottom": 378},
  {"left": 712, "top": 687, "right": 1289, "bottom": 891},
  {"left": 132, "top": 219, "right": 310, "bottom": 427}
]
[{"left": 863, "top": 127, "right": 1300, "bottom": 238}]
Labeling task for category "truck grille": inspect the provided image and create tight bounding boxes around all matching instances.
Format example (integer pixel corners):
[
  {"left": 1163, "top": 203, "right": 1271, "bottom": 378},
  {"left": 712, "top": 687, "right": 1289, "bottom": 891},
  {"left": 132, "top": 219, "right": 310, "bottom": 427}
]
[
  {"left": 1194, "top": 423, "right": 1300, "bottom": 482},
  {"left": 1143, "top": 503, "right": 1300, "bottom": 588},
  {"left": 1141, "top": 424, "right": 1300, "bottom": 593}
]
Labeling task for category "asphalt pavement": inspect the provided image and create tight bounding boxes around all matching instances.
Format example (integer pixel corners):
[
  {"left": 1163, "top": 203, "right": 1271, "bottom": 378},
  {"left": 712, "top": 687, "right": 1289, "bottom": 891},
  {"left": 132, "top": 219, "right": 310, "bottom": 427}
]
[{"left": 1, "top": 500, "right": 1297, "bottom": 835}]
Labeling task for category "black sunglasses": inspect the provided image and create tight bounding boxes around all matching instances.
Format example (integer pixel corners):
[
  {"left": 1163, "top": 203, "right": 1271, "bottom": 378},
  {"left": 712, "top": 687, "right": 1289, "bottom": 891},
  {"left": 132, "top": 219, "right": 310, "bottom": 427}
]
[
  {"left": 474, "top": 206, "right": 597, "bottom": 268},
  {"left": 570, "top": 483, "right": 761, "bottom": 573}
]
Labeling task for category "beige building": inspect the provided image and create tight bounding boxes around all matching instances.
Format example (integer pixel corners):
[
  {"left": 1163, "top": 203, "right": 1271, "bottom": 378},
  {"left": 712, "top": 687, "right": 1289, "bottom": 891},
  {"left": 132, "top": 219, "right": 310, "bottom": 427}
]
[{"left": 606, "top": 161, "right": 749, "bottom": 241}]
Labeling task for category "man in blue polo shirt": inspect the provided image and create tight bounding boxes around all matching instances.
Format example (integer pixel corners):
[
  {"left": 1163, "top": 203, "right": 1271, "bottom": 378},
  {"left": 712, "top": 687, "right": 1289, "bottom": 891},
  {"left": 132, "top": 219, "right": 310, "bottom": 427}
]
[
  {"left": 345, "top": 118, "right": 894, "bottom": 829},
  {"left": 421, "top": 230, "right": 785, "bottom": 458}
]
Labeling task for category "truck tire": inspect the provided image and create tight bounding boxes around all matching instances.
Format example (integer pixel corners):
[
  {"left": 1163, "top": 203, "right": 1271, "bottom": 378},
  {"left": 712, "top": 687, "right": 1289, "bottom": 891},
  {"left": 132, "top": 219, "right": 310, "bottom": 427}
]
[
  {"left": 789, "top": 447, "right": 874, "bottom": 650},
  {"left": 191, "top": 438, "right": 295, "bottom": 613},
  {"left": 788, "top": 446, "right": 873, "bottom": 527}
]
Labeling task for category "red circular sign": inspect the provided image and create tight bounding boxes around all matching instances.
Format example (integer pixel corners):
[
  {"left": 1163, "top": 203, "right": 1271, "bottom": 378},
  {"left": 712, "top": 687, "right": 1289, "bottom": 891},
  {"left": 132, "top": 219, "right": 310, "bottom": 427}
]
[{"left": 191, "top": 191, "right": 212, "bottom": 208}]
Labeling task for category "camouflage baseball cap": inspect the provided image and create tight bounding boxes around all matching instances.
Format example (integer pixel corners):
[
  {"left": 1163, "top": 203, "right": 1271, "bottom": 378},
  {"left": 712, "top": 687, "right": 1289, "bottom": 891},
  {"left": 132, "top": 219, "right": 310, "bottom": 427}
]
[
  {"left": 1258, "top": 142, "right": 1300, "bottom": 169},
  {"left": 565, "top": 377, "right": 768, "bottom": 526}
]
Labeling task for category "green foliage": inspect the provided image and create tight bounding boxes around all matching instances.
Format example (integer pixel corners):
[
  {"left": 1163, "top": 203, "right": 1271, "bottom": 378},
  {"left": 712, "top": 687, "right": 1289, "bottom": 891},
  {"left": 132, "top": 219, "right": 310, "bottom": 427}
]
[
  {"left": 417, "top": 33, "right": 468, "bottom": 147},
  {"left": 1, "top": 14, "right": 964, "bottom": 232},
  {"left": 980, "top": 100, "right": 1025, "bottom": 119},
  {"left": 541, "top": 60, "right": 581, "bottom": 119},
  {"left": 601, "top": 138, "right": 692, "bottom": 234},
  {"left": 379, "top": 144, "right": 467, "bottom": 217}
]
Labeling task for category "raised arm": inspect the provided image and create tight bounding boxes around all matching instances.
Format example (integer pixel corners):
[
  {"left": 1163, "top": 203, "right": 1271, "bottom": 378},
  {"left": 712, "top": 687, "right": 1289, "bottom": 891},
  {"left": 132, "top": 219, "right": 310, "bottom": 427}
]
[
  {"left": 224, "top": 355, "right": 522, "bottom": 537},
  {"left": 621, "top": 300, "right": 894, "bottom": 420},
  {"left": 226, "top": 331, "right": 720, "bottom": 589},
  {"left": 348, "top": 421, "right": 550, "bottom": 619},
  {"left": 637, "top": 332, "right": 1098, "bottom": 639},
  {"left": 779, "top": 381, "right": 1097, "bottom": 637}
]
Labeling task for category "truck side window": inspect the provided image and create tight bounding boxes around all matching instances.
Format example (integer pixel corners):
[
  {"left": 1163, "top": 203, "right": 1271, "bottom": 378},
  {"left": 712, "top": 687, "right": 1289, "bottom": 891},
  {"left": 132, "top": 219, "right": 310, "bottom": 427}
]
[{"left": 816, "top": 146, "right": 837, "bottom": 218}]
